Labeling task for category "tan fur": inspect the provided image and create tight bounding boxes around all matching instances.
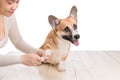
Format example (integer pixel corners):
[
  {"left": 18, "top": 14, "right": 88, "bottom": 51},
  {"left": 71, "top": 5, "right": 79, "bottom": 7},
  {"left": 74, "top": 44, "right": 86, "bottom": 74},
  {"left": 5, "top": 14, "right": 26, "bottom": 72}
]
[{"left": 40, "top": 30, "right": 59, "bottom": 49}]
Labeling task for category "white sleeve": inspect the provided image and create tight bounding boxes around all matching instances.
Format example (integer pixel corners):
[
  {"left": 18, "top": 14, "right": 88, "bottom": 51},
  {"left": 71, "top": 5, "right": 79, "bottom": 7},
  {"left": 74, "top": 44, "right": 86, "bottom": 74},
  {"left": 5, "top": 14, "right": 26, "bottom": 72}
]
[{"left": 0, "top": 54, "right": 21, "bottom": 67}]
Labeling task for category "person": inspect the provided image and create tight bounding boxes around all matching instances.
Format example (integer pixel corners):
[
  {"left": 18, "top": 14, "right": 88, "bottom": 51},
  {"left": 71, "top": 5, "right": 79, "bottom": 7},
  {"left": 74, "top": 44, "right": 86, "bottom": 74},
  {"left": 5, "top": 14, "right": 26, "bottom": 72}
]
[{"left": 0, "top": 0, "right": 46, "bottom": 66}]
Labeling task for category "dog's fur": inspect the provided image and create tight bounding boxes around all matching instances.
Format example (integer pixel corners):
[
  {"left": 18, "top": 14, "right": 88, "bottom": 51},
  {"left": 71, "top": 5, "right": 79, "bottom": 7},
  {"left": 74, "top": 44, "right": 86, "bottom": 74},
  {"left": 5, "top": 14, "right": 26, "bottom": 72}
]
[{"left": 40, "top": 6, "right": 80, "bottom": 72}]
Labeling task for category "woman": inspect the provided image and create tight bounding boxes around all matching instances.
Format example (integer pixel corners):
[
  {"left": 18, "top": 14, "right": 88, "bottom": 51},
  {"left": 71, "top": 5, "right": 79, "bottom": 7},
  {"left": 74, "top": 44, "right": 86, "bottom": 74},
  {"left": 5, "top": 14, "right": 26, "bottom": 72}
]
[{"left": 0, "top": 0, "right": 46, "bottom": 66}]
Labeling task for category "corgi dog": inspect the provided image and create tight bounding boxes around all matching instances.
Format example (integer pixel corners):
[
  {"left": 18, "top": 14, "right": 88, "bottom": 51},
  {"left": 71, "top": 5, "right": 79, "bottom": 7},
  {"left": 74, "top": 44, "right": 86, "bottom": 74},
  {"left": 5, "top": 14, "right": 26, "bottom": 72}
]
[{"left": 40, "top": 6, "right": 80, "bottom": 72}]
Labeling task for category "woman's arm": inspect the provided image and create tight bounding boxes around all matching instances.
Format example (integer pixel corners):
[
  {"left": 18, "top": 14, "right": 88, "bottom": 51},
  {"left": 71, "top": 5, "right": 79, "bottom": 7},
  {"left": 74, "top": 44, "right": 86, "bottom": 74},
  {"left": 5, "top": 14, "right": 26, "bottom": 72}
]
[
  {"left": 0, "top": 51, "right": 43, "bottom": 67},
  {"left": 5, "top": 15, "right": 46, "bottom": 67},
  {"left": 0, "top": 54, "right": 21, "bottom": 66},
  {"left": 8, "top": 15, "right": 37, "bottom": 53}
]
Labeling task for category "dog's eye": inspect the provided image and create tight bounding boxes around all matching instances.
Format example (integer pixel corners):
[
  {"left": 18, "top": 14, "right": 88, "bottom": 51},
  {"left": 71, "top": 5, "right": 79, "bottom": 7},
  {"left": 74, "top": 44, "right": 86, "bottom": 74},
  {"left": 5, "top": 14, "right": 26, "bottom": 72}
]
[
  {"left": 64, "top": 26, "right": 70, "bottom": 32},
  {"left": 73, "top": 24, "right": 77, "bottom": 29}
]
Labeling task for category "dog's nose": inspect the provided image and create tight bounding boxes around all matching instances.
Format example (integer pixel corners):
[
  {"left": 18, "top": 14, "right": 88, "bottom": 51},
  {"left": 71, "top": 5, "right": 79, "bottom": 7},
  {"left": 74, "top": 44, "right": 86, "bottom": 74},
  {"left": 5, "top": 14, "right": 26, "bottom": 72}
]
[{"left": 74, "top": 34, "right": 80, "bottom": 39}]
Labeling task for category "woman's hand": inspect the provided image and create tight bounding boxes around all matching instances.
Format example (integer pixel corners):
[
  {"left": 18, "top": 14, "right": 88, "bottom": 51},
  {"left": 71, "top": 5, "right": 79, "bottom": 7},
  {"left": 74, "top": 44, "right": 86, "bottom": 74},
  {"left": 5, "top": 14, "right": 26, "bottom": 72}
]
[
  {"left": 36, "top": 49, "right": 50, "bottom": 63},
  {"left": 20, "top": 49, "right": 46, "bottom": 66},
  {"left": 35, "top": 49, "right": 46, "bottom": 58}
]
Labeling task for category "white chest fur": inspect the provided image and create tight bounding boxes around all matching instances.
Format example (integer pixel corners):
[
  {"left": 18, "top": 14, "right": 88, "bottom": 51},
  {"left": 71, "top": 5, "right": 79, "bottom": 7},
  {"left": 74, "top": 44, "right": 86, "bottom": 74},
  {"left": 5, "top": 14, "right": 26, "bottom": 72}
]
[
  {"left": 46, "top": 38, "right": 70, "bottom": 64},
  {"left": 57, "top": 39, "right": 70, "bottom": 54}
]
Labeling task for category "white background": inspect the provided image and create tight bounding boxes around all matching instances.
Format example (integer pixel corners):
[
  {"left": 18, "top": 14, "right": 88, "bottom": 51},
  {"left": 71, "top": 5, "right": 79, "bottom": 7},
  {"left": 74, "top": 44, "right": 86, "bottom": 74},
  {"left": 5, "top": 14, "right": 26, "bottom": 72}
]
[{"left": 1, "top": 0, "right": 120, "bottom": 54}]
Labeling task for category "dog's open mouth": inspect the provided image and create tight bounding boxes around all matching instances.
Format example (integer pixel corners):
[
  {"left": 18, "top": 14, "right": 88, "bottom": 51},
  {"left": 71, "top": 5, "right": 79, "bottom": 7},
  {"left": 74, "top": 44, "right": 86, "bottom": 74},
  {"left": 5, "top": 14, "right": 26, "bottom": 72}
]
[
  {"left": 73, "top": 40, "right": 79, "bottom": 46},
  {"left": 62, "top": 35, "right": 79, "bottom": 46}
]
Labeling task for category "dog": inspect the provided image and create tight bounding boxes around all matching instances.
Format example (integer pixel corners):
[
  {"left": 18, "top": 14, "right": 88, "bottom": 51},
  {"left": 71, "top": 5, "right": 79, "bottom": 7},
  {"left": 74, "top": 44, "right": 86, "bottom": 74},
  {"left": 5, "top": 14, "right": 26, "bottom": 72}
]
[{"left": 39, "top": 6, "right": 80, "bottom": 72}]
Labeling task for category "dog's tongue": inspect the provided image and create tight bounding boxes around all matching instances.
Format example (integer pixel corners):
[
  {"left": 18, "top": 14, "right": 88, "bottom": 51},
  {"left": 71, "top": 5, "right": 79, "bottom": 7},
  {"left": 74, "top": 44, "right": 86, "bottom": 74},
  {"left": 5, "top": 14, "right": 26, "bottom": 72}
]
[{"left": 74, "top": 40, "right": 79, "bottom": 46}]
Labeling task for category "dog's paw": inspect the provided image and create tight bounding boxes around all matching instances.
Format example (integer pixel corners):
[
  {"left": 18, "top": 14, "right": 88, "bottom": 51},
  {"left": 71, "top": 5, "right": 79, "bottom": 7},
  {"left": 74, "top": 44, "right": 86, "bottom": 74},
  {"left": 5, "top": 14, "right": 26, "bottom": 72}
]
[
  {"left": 57, "top": 61, "right": 65, "bottom": 72},
  {"left": 58, "top": 65, "right": 65, "bottom": 72}
]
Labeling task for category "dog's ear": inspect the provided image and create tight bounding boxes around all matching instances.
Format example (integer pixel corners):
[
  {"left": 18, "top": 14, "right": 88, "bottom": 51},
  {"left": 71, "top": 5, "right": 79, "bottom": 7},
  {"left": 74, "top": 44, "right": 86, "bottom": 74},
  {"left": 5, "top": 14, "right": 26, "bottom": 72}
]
[
  {"left": 48, "top": 15, "right": 60, "bottom": 29},
  {"left": 69, "top": 6, "right": 77, "bottom": 21}
]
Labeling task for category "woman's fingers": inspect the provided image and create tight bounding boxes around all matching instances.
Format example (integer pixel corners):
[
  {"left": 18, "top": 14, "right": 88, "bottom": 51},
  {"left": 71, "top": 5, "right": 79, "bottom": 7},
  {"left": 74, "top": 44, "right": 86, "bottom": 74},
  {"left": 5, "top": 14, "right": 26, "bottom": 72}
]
[{"left": 36, "top": 49, "right": 45, "bottom": 57}]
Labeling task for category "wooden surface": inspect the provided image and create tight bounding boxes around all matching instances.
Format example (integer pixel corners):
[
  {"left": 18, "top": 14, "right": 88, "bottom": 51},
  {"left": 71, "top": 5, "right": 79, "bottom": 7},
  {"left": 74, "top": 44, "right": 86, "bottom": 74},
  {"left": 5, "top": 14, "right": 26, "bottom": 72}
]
[{"left": 0, "top": 51, "right": 120, "bottom": 80}]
